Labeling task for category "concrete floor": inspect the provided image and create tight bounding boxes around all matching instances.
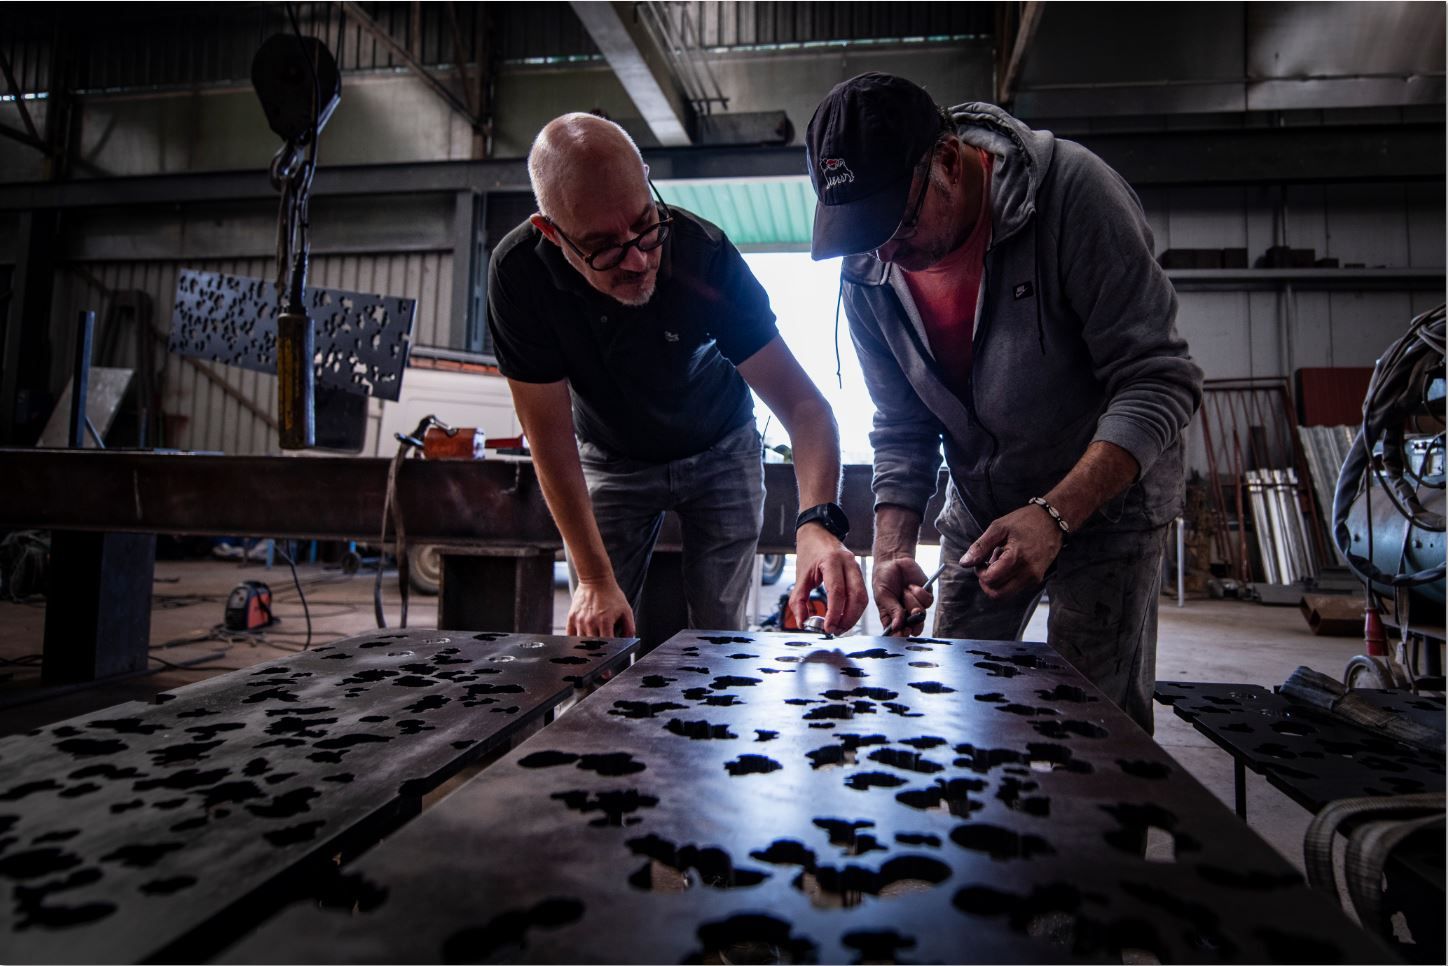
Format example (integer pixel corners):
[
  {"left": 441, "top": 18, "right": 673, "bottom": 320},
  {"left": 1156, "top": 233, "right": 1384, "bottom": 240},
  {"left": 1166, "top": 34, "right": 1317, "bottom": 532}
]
[{"left": 0, "top": 555, "right": 1373, "bottom": 883}]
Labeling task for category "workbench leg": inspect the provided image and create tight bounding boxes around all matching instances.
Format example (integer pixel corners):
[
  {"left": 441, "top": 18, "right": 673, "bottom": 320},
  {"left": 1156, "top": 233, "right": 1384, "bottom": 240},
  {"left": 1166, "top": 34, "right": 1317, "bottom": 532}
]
[
  {"left": 637, "top": 550, "right": 687, "bottom": 653},
  {"left": 42, "top": 531, "right": 156, "bottom": 682},
  {"left": 1234, "top": 759, "right": 1247, "bottom": 819},
  {"left": 437, "top": 551, "right": 553, "bottom": 633}
]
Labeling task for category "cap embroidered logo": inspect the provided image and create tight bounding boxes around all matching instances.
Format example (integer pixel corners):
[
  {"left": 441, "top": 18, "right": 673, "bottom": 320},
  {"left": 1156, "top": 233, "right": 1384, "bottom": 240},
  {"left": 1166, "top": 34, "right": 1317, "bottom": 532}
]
[{"left": 820, "top": 157, "right": 855, "bottom": 191}]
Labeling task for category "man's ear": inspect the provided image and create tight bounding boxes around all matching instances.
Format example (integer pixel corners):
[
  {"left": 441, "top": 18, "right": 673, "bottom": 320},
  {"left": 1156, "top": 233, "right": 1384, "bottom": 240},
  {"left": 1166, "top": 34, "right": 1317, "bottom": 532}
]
[{"left": 530, "top": 213, "right": 560, "bottom": 246}]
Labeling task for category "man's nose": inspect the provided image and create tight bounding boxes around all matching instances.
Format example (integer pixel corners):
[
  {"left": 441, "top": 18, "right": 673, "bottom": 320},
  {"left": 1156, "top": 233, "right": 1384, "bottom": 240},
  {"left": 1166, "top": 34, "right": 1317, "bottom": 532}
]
[{"left": 618, "top": 243, "right": 650, "bottom": 272}]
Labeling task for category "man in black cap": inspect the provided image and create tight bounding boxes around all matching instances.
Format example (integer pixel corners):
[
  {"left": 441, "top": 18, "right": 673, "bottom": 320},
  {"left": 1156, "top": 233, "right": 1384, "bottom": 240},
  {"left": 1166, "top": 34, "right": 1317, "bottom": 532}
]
[
  {"left": 489, "top": 112, "right": 868, "bottom": 640},
  {"left": 806, "top": 73, "right": 1202, "bottom": 731}
]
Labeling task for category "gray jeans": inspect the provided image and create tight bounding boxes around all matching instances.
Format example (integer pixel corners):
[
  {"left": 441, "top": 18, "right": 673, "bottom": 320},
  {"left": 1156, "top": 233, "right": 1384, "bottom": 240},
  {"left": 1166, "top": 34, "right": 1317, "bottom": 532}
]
[
  {"left": 934, "top": 519, "right": 1168, "bottom": 734},
  {"left": 574, "top": 421, "right": 765, "bottom": 631}
]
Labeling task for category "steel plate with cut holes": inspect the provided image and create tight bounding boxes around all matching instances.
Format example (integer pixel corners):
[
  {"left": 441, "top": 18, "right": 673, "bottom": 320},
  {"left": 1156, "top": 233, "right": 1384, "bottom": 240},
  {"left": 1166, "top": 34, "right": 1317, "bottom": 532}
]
[
  {"left": 1155, "top": 682, "right": 1445, "bottom": 810},
  {"left": 168, "top": 270, "right": 414, "bottom": 400},
  {"left": 0, "top": 629, "right": 638, "bottom": 964},
  {"left": 226, "top": 632, "right": 1391, "bottom": 964}
]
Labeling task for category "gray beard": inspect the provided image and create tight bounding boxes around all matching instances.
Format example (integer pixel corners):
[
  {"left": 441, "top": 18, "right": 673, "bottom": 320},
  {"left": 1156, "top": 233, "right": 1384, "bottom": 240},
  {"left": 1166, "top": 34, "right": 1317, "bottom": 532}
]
[{"left": 611, "top": 277, "right": 657, "bottom": 307}]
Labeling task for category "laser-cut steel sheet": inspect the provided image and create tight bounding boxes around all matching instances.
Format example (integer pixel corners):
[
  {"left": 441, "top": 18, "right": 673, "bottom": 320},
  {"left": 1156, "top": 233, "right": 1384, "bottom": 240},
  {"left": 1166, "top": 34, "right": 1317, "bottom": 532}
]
[
  {"left": 1155, "top": 682, "right": 1445, "bottom": 811},
  {"left": 168, "top": 270, "right": 415, "bottom": 400},
  {"left": 0, "top": 629, "right": 639, "bottom": 964},
  {"left": 227, "top": 633, "right": 1392, "bottom": 964}
]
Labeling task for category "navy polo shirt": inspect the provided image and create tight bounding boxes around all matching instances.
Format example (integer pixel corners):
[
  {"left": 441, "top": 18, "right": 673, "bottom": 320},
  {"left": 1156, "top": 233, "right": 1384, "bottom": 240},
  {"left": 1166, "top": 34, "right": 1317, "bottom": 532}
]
[{"left": 486, "top": 208, "right": 779, "bottom": 461}]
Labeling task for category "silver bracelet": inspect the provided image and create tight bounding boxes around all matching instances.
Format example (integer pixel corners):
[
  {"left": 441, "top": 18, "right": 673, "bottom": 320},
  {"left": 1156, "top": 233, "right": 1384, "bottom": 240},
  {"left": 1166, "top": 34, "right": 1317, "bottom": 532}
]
[{"left": 1028, "top": 496, "right": 1071, "bottom": 534}]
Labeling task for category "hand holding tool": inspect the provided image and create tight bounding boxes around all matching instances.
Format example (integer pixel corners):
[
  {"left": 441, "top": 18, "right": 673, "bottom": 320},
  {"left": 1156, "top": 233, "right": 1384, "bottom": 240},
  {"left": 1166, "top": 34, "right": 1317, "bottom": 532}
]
[{"left": 884, "top": 561, "right": 947, "bottom": 635}]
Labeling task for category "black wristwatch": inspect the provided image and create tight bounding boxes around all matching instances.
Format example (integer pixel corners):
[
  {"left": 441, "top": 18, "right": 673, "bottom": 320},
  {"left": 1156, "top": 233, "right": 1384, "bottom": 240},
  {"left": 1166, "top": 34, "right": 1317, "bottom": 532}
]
[{"left": 796, "top": 502, "right": 850, "bottom": 541}]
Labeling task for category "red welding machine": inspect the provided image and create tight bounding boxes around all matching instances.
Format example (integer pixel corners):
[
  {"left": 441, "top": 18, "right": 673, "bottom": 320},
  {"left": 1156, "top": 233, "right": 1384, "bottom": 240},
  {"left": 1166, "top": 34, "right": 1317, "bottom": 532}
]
[{"left": 224, "top": 580, "right": 274, "bottom": 631}]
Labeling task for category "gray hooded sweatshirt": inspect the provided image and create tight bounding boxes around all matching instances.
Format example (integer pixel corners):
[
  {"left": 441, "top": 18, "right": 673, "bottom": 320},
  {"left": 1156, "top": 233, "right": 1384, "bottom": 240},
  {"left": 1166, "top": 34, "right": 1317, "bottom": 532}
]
[{"left": 843, "top": 103, "right": 1203, "bottom": 538}]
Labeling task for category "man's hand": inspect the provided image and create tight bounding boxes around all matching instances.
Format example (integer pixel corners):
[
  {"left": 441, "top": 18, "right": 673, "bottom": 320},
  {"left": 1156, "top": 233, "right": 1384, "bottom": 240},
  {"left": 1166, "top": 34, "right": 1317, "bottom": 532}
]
[
  {"left": 567, "top": 577, "right": 636, "bottom": 637},
  {"left": 871, "top": 553, "right": 934, "bottom": 636},
  {"left": 790, "top": 523, "right": 868, "bottom": 634},
  {"left": 960, "top": 505, "right": 1064, "bottom": 599}
]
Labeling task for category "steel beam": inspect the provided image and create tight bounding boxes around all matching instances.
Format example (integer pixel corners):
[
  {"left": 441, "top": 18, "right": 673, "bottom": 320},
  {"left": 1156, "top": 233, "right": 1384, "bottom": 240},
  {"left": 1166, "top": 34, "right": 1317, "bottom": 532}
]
[
  {"left": 998, "top": 1, "right": 1045, "bottom": 104},
  {"left": 569, "top": 0, "right": 694, "bottom": 146},
  {"left": 341, "top": 0, "right": 482, "bottom": 131},
  {"left": 0, "top": 450, "right": 950, "bottom": 553},
  {"left": 0, "top": 122, "right": 1439, "bottom": 215}
]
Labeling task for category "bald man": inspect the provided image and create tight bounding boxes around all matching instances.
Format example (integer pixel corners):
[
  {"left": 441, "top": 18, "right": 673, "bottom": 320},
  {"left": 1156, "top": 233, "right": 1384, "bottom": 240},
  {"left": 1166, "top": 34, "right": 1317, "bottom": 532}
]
[{"left": 487, "top": 113, "right": 867, "bottom": 640}]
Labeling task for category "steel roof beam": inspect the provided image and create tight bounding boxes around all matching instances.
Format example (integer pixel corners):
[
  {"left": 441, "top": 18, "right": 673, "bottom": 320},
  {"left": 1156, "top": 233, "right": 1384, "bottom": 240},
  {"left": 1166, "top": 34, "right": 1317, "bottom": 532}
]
[{"left": 568, "top": 1, "right": 694, "bottom": 146}]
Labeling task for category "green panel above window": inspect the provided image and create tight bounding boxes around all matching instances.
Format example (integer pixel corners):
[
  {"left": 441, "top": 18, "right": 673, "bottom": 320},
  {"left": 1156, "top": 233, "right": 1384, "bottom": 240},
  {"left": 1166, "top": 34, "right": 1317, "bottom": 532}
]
[{"left": 654, "top": 177, "right": 815, "bottom": 252}]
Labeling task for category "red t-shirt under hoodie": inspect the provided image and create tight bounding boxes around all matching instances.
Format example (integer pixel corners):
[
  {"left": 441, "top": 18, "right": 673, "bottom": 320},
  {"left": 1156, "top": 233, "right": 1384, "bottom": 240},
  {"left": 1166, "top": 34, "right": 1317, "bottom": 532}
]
[{"left": 901, "top": 149, "right": 994, "bottom": 400}]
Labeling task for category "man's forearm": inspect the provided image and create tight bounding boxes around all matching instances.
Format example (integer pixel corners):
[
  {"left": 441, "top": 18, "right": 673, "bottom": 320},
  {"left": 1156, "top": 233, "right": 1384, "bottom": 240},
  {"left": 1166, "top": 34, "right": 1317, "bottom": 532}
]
[
  {"left": 786, "top": 398, "right": 843, "bottom": 511},
  {"left": 873, "top": 503, "right": 923, "bottom": 560},
  {"left": 530, "top": 448, "right": 614, "bottom": 583},
  {"left": 1041, "top": 440, "right": 1141, "bottom": 531}
]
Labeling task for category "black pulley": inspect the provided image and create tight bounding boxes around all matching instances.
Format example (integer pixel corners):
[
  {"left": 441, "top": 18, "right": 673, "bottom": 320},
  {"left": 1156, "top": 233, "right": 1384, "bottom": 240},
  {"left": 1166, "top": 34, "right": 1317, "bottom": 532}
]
[{"left": 251, "top": 33, "right": 341, "bottom": 143}]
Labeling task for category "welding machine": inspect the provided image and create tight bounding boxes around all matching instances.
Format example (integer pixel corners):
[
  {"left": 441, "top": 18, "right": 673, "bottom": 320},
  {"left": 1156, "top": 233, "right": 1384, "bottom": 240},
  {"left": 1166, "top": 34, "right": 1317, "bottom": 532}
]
[{"left": 224, "top": 580, "right": 274, "bottom": 631}]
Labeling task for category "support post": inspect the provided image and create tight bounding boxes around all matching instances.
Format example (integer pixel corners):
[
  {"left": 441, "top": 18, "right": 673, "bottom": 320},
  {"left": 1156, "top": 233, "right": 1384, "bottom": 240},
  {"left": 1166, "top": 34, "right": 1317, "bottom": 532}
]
[
  {"left": 42, "top": 531, "right": 157, "bottom": 682},
  {"left": 437, "top": 547, "right": 553, "bottom": 633}
]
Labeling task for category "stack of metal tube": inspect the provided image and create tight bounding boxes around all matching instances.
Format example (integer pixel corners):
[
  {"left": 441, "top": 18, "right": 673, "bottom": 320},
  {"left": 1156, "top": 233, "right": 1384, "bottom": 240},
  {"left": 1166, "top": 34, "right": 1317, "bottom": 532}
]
[
  {"left": 1298, "top": 425, "right": 1357, "bottom": 565},
  {"left": 1245, "top": 468, "right": 1321, "bottom": 584}
]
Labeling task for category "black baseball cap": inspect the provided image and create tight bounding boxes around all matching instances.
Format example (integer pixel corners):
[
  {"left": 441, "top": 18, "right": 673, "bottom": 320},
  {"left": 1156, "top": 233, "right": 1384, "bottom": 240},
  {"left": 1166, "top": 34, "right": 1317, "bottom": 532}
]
[{"left": 806, "top": 73, "right": 945, "bottom": 260}]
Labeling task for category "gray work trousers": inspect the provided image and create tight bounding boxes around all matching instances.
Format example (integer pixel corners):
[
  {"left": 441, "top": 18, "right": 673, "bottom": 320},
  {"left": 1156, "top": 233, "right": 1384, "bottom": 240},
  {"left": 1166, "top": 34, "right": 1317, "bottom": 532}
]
[
  {"left": 934, "top": 520, "right": 1169, "bottom": 734},
  {"left": 573, "top": 421, "right": 765, "bottom": 631}
]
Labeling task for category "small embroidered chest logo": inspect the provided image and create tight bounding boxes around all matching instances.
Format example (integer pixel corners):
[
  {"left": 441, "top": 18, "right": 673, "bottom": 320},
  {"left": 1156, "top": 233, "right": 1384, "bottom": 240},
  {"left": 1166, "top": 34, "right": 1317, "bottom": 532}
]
[
  {"left": 663, "top": 331, "right": 680, "bottom": 343},
  {"left": 1013, "top": 281, "right": 1034, "bottom": 300}
]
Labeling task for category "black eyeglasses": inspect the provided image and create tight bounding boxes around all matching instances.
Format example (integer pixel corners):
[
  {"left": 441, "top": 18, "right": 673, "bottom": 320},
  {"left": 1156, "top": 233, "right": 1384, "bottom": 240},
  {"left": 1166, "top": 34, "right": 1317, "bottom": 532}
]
[
  {"left": 545, "top": 181, "right": 674, "bottom": 272},
  {"left": 875, "top": 144, "right": 938, "bottom": 257}
]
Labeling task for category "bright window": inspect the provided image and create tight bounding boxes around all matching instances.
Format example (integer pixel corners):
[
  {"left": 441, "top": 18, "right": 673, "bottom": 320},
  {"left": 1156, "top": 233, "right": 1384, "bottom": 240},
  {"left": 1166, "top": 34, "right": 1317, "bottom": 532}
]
[{"left": 742, "top": 252, "right": 876, "bottom": 464}]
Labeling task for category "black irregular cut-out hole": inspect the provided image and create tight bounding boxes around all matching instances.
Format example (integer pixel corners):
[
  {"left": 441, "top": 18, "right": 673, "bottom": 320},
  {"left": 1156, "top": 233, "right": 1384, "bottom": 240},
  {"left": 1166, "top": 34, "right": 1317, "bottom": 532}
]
[
  {"left": 440, "top": 897, "right": 584, "bottom": 964},
  {"left": 867, "top": 748, "right": 944, "bottom": 774},
  {"left": 814, "top": 818, "right": 885, "bottom": 856},
  {"left": 698, "top": 635, "right": 753, "bottom": 645},
  {"left": 610, "top": 700, "right": 688, "bottom": 720},
  {"left": 665, "top": 719, "right": 738, "bottom": 741},
  {"left": 755, "top": 730, "right": 778, "bottom": 742},
  {"left": 324, "top": 773, "right": 355, "bottom": 784},
  {"left": 895, "top": 778, "right": 988, "bottom": 816},
  {"left": 110, "top": 799, "right": 144, "bottom": 814},
  {"left": 518, "top": 751, "right": 579, "bottom": 769},
  {"left": 727, "top": 653, "right": 759, "bottom": 660},
  {"left": 1117, "top": 759, "right": 1171, "bottom": 780},
  {"left": 247, "top": 788, "right": 321, "bottom": 819},
  {"left": 576, "top": 639, "right": 608, "bottom": 651},
  {"left": 1031, "top": 719, "right": 1108, "bottom": 740},
  {"left": 33, "top": 829, "right": 81, "bottom": 845},
  {"left": 842, "top": 929, "right": 918, "bottom": 962},
  {"left": 1037, "top": 684, "right": 1095, "bottom": 703},
  {"left": 844, "top": 771, "right": 907, "bottom": 790},
  {"left": 551, "top": 789, "right": 659, "bottom": 827},
  {"left": 576, "top": 753, "right": 646, "bottom": 776},
  {"left": 846, "top": 648, "right": 900, "bottom": 660},
  {"left": 405, "top": 694, "right": 450, "bottom": 714},
  {"left": 0, "top": 847, "right": 84, "bottom": 879},
  {"left": 687, "top": 913, "right": 817, "bottom": 965},
  {"left": 950, "top": 823, "right": 1055, "bottom": 860},
  {"left": 55, "top": 738, "right": 128, "bottom": 758},
  {"left": 800, "top": 855, "right": 951, "bottom": 905},
  {"left": 725, "top": 755, "right": 782, "bottom": 777},
  {"left": 908, "top": 661, "right": 938, "bottom": 669},
  {"left": 551, "top": 656, "right": 590, "bottom": 665},
  {"left": 908, "top": 681, "right": 956, "bottom": 695},
  {"left": 710, "top": 675, "right": 761, "bottom": 690},
  {"left": 70, "top": 763, "right": 140, "bottom": 782},
  {"left": 626, "top": 834, "right": 769, "bottom": 889},
  {"left": 898, "top": 736, "right": 946, "bottom": 749},
  {"left": 750, "top": 839, "right": 817, "bottom": 867},
  {"left": 822, "top": 686, "right": 898, "bottom": 702},
  {"left": 0, "top": 780, "right": 62, "bottom": 801},
  {"left": 88, "top": 717, "right": 166, "bottom": 735},
  {"left": 100, "top": 842, "right": 183, "bottom": 869},
  {"left": 974, "top": 692, "right": 1006, "bottom": 703},
  {"left": 639, "top": 675, "right": 675, "bottom": 689},
  {"left": 895, "top": 832, "right": 941, "bottom": 847}
]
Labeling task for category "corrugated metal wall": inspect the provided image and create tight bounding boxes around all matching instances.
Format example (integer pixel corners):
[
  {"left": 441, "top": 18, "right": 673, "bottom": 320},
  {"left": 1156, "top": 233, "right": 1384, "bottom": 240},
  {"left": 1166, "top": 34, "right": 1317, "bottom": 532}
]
[
  {"left": 677, "top": 1, "right": 993, "bottom": 49},
  {"left": 51, "top": 251, "right": 450, "bottom": 455}
]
